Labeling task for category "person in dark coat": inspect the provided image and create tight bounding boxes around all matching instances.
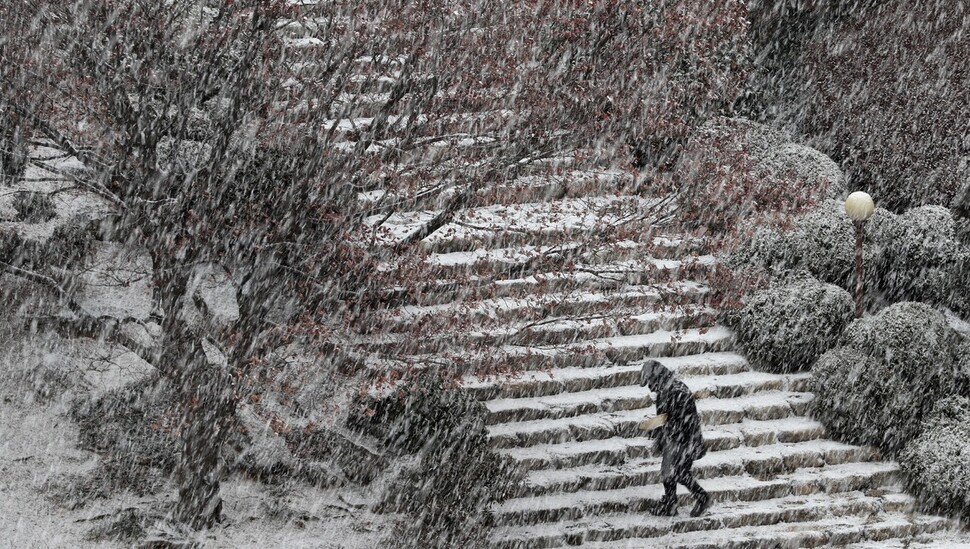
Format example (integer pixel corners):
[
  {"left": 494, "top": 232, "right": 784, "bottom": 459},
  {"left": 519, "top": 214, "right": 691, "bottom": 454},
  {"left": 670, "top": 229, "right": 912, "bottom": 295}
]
[{"left": 640, "top": 359, "right": 710, "bottom": 517}]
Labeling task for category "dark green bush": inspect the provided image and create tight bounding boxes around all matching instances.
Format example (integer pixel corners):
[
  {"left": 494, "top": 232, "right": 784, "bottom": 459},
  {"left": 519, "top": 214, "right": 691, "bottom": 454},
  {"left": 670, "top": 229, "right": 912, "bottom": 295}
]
[
  {"left": 899, "top": 396, "right": 970, "bottom": 518},
  {"left": 726, "top": 274, "right": 853, "bottom": 372},
  {"left": 811, "top": 302, "right": 964, "bottom": 453}
]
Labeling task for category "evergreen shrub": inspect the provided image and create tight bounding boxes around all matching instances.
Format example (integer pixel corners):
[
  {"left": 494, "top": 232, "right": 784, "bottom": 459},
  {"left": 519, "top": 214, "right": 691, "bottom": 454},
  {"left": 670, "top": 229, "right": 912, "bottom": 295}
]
[
  {"left": 900, "top": 396, "right": 970, "bottom": 518},
  {"left": 727, "top": 274, "right": 853, "bottom": 372},
  {"left": 811, "top": 302, "right": 964, "bottom": 453}
]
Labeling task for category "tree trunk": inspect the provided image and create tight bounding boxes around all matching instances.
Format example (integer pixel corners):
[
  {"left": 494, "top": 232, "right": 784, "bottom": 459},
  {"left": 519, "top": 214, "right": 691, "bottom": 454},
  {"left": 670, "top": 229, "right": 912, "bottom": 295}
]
[
  {"left": 0, "top": 107, "right": 28, "bottom": 179},
  {"left": 151, "top": 255, "right": 238, "bottom": 529},
  {"left": 172, "top": 337, "right": 236, "bottom": 529}
]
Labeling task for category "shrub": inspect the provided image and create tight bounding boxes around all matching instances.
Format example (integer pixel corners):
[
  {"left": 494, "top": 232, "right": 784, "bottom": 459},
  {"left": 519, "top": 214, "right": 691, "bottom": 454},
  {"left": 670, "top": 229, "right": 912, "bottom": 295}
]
[
  {"left": 12, "top": 191, "right": 57, "bottom": 223},
  {"left": 72, "top": 376, "right": 180, "bottom": 475},
  {"left": 728, "top": 199, "right": 896, "bottom": 289},
  {"left": 385, "top": 0, "right": 751, "bottom": 171},
  {"left": 48, "top": 376, "right": 181, "bottom": 508},
  {"left": 509, "top": 0, "right": 752, "bottom": 162},
  {"left": 957, "top": 339, "right": 970, "bottom": 397},
  {"left": 730, "top": 201, "right": 970, "bottom": 314},
  {"left": 759, "top": 143, "right": 846, "bottom": 200},
  {"left": 811, "top": 302, "right": 964, "bottom": 453},
  {"left": 811, "top": 347, "right": 886, "bottom": 444},
  {"left": 360, "top": 371, "right": 519, "bottom": 548},
  {"left": 673, "top": 117, "right": 835, "bottom": 233},
  {"left": 899, "top": 396, "right": 970, "bottom": 518},
  {"left": 0, "top": 106, "right": 28, "bottom": 180},
  {"left": 877, "top": 206, "right": 969, "bottom": 313},
  {"left": 793, "top": 1, "right": 970, "bottom": 211},
  {"left": 727, "top": 274, "right": 853, "bottom": 372}
]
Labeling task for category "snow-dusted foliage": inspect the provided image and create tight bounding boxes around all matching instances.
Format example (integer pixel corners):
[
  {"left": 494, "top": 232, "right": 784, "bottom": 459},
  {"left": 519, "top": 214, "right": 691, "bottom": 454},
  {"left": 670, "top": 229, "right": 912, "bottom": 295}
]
[
  {"left": 811, "top": 302, "right": 964, "bottom": 453},
  {"left": 64, "top": 377, "right": 179, "bottom": 505},
  {"left": 877, "top": 206, "right": 970, "bottom": 313},
  {"left": 728, "top": 199, "right": 895, "bottom": 288},
  {"left": 760, "top": 143, "right": 846, "bottom": 199},
  {"left": 728, "top": 200, "right": 970, "bottom": 315},
  {"left": 365, "top": 372, "right": 519, "bottom": 548},
  {"left": 793, "top": 1, "right": 970, "bottom": 211},
  {"left": 900, "top": 396, "right": 970, "bottom": 518},
  {"left": 726, "top": 274, "right": 853, "bottom": 372},
  {"left": 0, "top": 107, "right": 28, "bottom": 180},
  {"left": 673, "top": 118, "right": 837, "bottom": 232}
]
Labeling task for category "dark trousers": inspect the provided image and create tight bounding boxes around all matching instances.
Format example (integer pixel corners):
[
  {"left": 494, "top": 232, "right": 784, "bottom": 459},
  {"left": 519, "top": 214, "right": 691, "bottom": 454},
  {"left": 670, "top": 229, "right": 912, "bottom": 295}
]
[{"left": 661, "top": 450, "right": 706, "bottom": 501}]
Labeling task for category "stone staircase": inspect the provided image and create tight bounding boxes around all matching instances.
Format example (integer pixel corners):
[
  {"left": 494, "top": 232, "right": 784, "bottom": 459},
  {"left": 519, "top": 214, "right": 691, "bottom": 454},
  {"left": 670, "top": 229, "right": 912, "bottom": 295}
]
[
  {"left": 278, "top": 4, "right": 966, "bottom": 546},
  {"left": 364, "top": 182, "right": 969, "bottom": 548},
  {"left": 369, "top": 196, "right": 964, "bottom": 548}
]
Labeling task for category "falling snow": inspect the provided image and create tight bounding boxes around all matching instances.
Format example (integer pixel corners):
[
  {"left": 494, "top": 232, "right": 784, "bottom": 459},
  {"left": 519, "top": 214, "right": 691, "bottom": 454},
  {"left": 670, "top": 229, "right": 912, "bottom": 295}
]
[{"left": 1, "top": 1, "right": 970, "bottom": 548}]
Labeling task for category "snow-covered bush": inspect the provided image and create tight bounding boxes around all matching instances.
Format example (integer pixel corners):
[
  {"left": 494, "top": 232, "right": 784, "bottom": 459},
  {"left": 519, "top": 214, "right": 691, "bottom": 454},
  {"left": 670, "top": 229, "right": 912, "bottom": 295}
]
[
  {"left": 59, "top": 377, "right": 179, "bottom": 507},
  {"left": 155, "top": 137, "right": 213, "bottom": 173},
  {"left": 12, "top": 191, "right": 57, "bottom": 223},
  {"left": 811, "top": 302, "right": 964, "bottom": 453},
  {"left": 727, "top": 274, "right": 853, "bottom": 373},
  {"left": 955, "top": 338, "right": 970, "bottom": 397},
  {"left": 899, "top": 396, "right": 970, "bottom": 517},
  {"left": 731, "top": 201, "right": 970, "bottom": 314},
  {"left": 728, "top": 199, "right": 896, "bottom": 289},
  {"left": 760, "top": 143, "right": 846, "bottom": 200},
  {"left": 877, "top": 206, "right": 969, "bottom": 313},
  {"left": 673, "top": 118, "right": 834, "bottom": 233},
  {"left": 510, "top": 0, "right": 751, "bottom": 163},
  {"left": 363, "top": 371, "right": 519, "bottom": 548}
]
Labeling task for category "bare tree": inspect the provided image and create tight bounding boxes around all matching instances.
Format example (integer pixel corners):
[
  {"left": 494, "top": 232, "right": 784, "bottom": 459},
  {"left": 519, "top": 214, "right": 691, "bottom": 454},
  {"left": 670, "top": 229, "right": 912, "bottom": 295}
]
[{"left": 0, "top": 0, "right": 750, "bottom": 529}]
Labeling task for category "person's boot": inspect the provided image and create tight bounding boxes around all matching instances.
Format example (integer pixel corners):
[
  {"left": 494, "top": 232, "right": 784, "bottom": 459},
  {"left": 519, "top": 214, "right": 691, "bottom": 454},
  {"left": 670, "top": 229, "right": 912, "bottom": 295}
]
[
  {"left": 689, "top": 490, "right": 710, "bottom": 517},
  {"left": 650, "top": 495, "right": 678, "bottom": 516},
  {"left": 651, "top": 482, "right": 678, "bottom": 516}
]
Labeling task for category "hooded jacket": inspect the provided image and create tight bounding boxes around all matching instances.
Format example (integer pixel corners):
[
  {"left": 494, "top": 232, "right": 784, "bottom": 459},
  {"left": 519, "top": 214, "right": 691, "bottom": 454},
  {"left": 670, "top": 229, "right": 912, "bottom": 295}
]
[{"left": 640, "top": 360, "right": 706, "bottom": 462}]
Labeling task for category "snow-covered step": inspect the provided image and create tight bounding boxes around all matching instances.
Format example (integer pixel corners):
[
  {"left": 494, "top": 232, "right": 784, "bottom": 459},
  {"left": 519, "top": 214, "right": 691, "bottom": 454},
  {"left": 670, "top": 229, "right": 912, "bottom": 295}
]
[
  {"left": 473, "top": 170, "right": 637, "bottom": 207},
  {"left": 397, "top": 259, "right": 712, "bottom": 308},
  {"left": 499, "top": 417, "right": 829, "bottom": 471},
  {"left": 481, "top": 262, "right": 710, "bottom": 306},
  {"left": 520, "top": 440, "right": 881, "bottom": 498},
  {"left": 846, "top": 531, "right": 970, "bottom": 548},
  {"left": 395, "top": 246, "right": 714, "bottom": 286},
  {"left": 490, "top": 490, "right": 918, "bottom": 549},
  {"left": 406, "top": 240, "right": 709, "bottom": 273},
  {"left": 494, "top": 461, "right": 901, "bottom": 527},
  {"left": 497, "top": 326, "right": 735, "bottom": 371},
  {"left": 484, "top": 371, "right": 811, "bottom": 425},
  {"left": 358, "top": 170, "right": 641, "bottom": 211},
  {"left": 326, "top": 110, "right": 517, "bottom": 144},
  {"left": 568, "top": 511, "right": 950, "bottom": 549},
  {"left": 492, "top": 307, "right": 716, "bottom": 348},
  {"left": 367, "top": 307, "right": 714, "bottom": 357},
  {"left": 463, "top": 352, "right": 752, "bottom": 401},
  {"left": 488, "top": 392, "right": 816, "bottom": 450},
  {"left": 387, "top": 281, "right": 710, "bottom": 334},
  {"left": 367, "top": 195, "right": 672, "bottom": 253},
  {"left": 394, "top": 325, "right": 734, "bottom": 378}
]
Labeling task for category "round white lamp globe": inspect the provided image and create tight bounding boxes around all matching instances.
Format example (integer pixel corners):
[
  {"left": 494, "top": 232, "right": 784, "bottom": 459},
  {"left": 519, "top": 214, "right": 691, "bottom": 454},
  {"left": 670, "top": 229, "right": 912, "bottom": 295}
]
[{"left": 845, "top": 191, "right": 875, "bottom": 222}]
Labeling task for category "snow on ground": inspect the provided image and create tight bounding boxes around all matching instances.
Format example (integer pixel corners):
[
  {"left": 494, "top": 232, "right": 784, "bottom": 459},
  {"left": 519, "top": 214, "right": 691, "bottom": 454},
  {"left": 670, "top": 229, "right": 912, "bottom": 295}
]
[{"left": 0, "top": 331, "right": 394, "bottom": 549}]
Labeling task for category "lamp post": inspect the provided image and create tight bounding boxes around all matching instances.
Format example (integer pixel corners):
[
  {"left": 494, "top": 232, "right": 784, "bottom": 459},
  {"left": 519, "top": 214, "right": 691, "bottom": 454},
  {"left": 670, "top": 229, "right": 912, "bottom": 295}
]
[{"left": 845, "top": 191, "right": 875, "bottom": 318}]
